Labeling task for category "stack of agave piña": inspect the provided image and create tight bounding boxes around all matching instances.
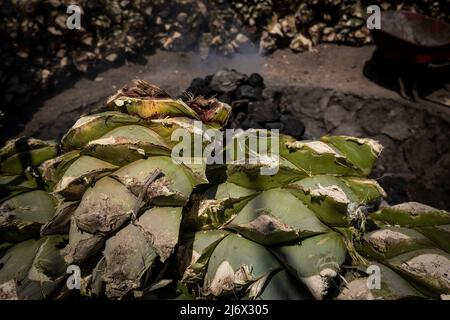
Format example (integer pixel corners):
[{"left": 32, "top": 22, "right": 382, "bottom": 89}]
[{"left": 0, "top": 81, "right": 449, "bottom": 300}]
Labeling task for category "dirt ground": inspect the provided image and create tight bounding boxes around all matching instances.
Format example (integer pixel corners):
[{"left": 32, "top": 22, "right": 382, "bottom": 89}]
[{"left": 2, "top": 44, "right": 449, "bottom": 209}]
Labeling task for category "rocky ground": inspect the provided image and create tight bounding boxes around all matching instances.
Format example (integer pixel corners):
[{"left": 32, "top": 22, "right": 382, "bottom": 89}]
[{"left": 1, "top": 44, "right": 449, "bottom": 210}]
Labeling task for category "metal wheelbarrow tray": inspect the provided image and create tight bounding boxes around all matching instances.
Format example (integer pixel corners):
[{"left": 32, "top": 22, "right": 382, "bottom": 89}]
[{"left": 371, "top": 11, "right": 450, "bottom": 65}]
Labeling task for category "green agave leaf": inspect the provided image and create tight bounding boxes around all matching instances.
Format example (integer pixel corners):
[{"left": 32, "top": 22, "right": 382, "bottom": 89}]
[
  {"left": 256, "top": 270, "right": 312, "bottom": 300},
  {"left": 180, "top": 161, "right": 209, "bottom": 187},
  {"left": 100, "top": 207, "right": 182, "bottom": 299},
  {"left": 40, "top": 200, "right": 79, "bottom": 236},
  {"left": 53, "top": 156, "right": 118, "bottom": 200},
  {"left": 226, "top": 157, "right": 306, "bottom": 191},
  {"left": 17, "top": 235, "right": 67, "bottom": 300},
  {"left": 320, "top": 136, "right": 382, "bottom": 176},
  {"left": 0, "top": 175, "right": 38, "bottom": 201},
  {"left": 370, "top": 203, "right": 450, "bottom": 227},
  {"left": 0, "top": 239, "right": 43, "bottom": 287},
  {"left": 226, "top": 189, "right": 330, "bottom": 245},
  {"left": 112, "top": 156, "right": 193, "bottom": 206},
  {"left": 186, "top": 182, "right": 259, "bottom": 230},
  {"left": 337, "top": 262, "right": 424, "bottom": 300},
  {"left": 1, "top": 138, "right": 55, "bottom": 161},
  {"left": 280, "top": 139, "right": 367, "bottom": 177},
  {"left": 0, "top": 242, "right": 14, "bottom": 256},
  {"left": 0, "top": 144, "right": 59, "bottom": 175},
  {"left": 203, "top": 233, "right": 281, "bottom": 297},
  {"left": 83, "top": 125, "right": 171, "bottom": 165},
  {"left": 39, "top": 151, "right": 80, "bottom": 188},
  {"left": 0, "top": 190, "right": 55, "bottom": 242},
  {"left": 386, "top": 248, "right": 450, "bottom": 296},
  {"left": 274, "top": 232, "right": 347, "bottom": 300},
  {"left": 180, "top": 230, "right": 230, "bottom": 284},
  {"left": 149, "top": 117, "right": 215, "bottom": 147},
  {"left": 355, "top": 227, "right": 434, "bottom": 260},
  {"left": 415, "top": 225, "right": 450, "bottom": 254},
  {"left": 61, "top": 111, "right": 143, "bottom": 151}
]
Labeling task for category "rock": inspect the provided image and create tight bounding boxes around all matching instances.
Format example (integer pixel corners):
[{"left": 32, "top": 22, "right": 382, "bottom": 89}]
[
  {"left": 381, "top": 120, "right": 412, "bottom": 141},
  {"left": 231, "top": 99, "right": 249, "bottom": 110},
  {"left": 265, "top": 122, "right": 283, "bottom": 130},
  {"left": 209, "top": 69, "right": 247, "bottom": 92},
  {"left": 236, "top": 85, "right": 263, "bottom": 101},
  {"left": 280, "top": 114, "right": 305, "bottom": 139},
  {"left": 186, "top": 78, "right": 214, "bottom": 97},
  {"left": 259, "top": 31, "right": 277, "bottom": 55},
  {"left": 248, "top": 101, "right": 280, "bottom": 123},
  {"left": 231, "top": 33, "right": 253, "bottom": 53},
  {"left": 240, "top": 118, "right": 263, "bottom": 130},
  {"left": 247, "top": 73, "right": 265, "bottom": 88},
  {"left": 105, "top": 53, "right": 119, "bottom": 62},
  {"left": 324, "top": 104, "right": 348, "bottom": 132}
]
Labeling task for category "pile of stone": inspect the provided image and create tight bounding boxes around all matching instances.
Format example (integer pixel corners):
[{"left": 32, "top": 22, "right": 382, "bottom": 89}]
[{"left": 185, "top": 69, "right": 305, "bottom": 139}]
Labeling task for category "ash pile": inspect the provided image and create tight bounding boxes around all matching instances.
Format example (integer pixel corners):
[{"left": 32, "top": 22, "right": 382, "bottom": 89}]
[{"left": 185, "top": 69, "right": 305, "bottom": 139}]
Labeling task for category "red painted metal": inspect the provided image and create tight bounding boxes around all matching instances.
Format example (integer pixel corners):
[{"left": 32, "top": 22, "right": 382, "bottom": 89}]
[{"left": 370, "top": 11, "right": 450, "bottom": 64}]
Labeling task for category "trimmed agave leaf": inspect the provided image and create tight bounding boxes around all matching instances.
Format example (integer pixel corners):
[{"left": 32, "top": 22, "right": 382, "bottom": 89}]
[
  {"left": 61, "top": 111, "right": 142, "bottom": 151},
  {"left": 149, "top": 117, "right": 216, "bottom": 147},
  {"left": 203, "top": 233, "right": 282, "bottom": 297},
  {"left": 0, "top": 138, "right": 55, "bottom": 161},
  {"left": 0, "top": 175, "right": 37, "bottom": 200},
  {"left": 62, "top": 177, "right": 136, "bottom": 264},
  {"left": 199, "top": 99, "right": 231, "bottom": 128},
  {"left": 320, "top": 136, "right": 383, "bottom": 176},
  {"left": 355, "top": 227, "right": 434, "bottom": 260},
  {"left": 0, "top": 190, "right": 55, "bottom": 242},
  {"left": 112, "top": 156, "right": 193, "bottom": 206},
  {"left": 0, "top": 142, "right": 59, "bottom": 175},
  {"left": 180, "top": 230, "right": 230, "bottom": 283},
  {"left": 41, "top": 200, "right": 79, "bottom": 236},
  {"left": 185, "top": 182, "right": 259, "bottom": 230},
  {"left": 135, "top": 206, "right": 182, "bottom": 261},
  {"left": 386, "top": 248, "right": 450, "bottom": 296},
  {"left": 286, "top": 175, "right": 383, "bottom": 226},
  {"left": 17, "top": 235, "right": 67, "bottom": 300},
  {"left": 0, "top": 242, "right": 14, "bottom": 256},
  {"left": 83, "top": 125, "right": 171, "bottom": 165},
  {"left": 226, "top": 157, "right": 306, "bottom": 191},
  {"left": 274, "top": 232, "right": 347, "bottom": 300},
  {"left": 73, "top": 176, "right": 137, "bottom": 235},
  {"left": 0, "top": 239, "right": 43, "bottom": 294},
  {"left": 280, "top": 139, "right": 369, "bottom": 177},
  {"left": 370, "top": 203, "right": 450, "bottom": 227},
  {"left": 337, "top": 262, "right": 424, "bottom": 300},
  {"left": 39, "top": 151, "right": 80, "bottom": 188},
  {"left": 180, "top": 161, "right": 209, "bottom": 187},
  {"left": 100, "top": 207, "right": 182, "bottom": 299},
  {"left": 415, "top": 225, "right": 450, "bottom": 253},
  {"left": 342, "top": 177, "right": 386, "bottom": 202},
  {"left": 223, "top": 130, "right": 302, "bottom": 190},
  {"left": 110, "top": 97, "right": 200, "bottom": 121},
  {"left": 226, "top": 189, "right": 330, "bottom": 245},
  {"left": 53, "top": 156, "right": 118, "bottom": 200},
  {"left": 289, "top": 175, "right": 385, "bottom": 204},
  {"left": 256, "top": 270, "right": 312, "bottom": 300},
  {"left": 62, "top": 219, "right": 104, "bottom": 264}
]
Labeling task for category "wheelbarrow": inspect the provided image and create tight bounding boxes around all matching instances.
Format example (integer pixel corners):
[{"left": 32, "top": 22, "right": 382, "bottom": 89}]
[{"left": 369, "top": 11, "right": 450, "bottom": 103}]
